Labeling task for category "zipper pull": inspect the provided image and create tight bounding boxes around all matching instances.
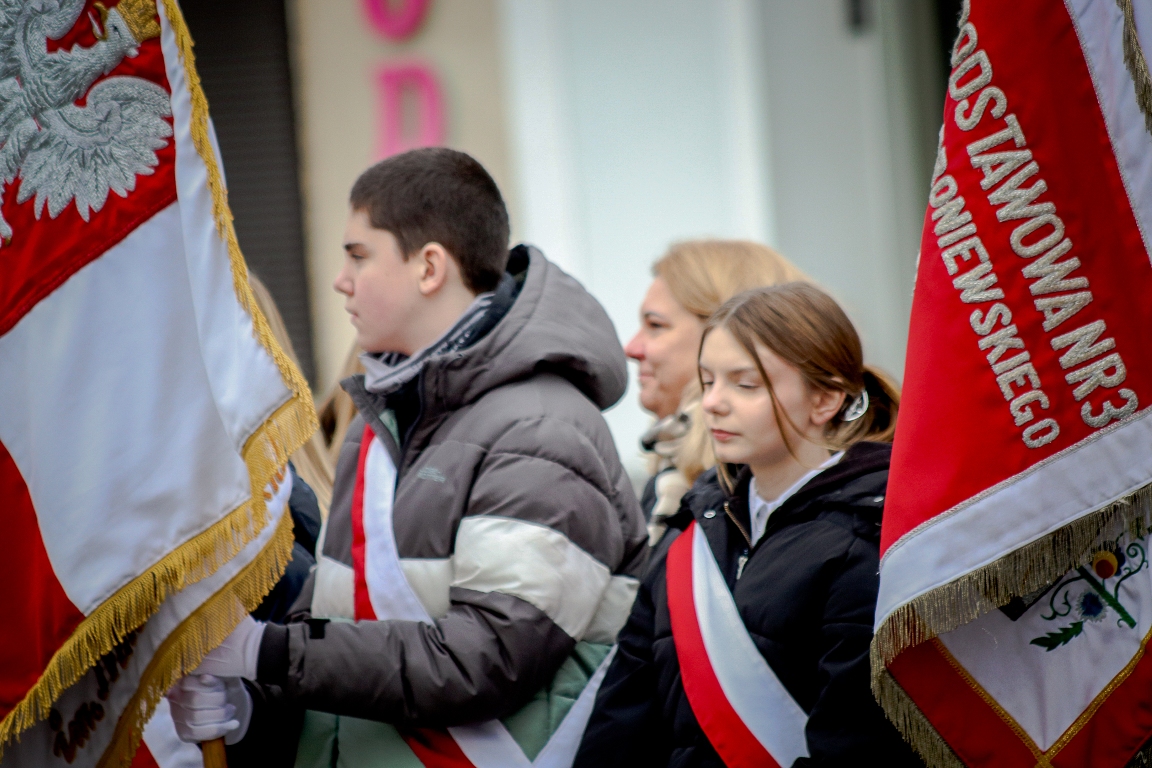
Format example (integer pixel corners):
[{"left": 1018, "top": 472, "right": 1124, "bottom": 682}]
[{"left": 736, "top": 550, "right": 749, "bottom": 580}]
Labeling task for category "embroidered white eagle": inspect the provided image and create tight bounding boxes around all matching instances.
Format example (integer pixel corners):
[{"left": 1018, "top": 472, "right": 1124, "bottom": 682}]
[{"left": 0, "top": 0, "right": 171, "bottom": 245}]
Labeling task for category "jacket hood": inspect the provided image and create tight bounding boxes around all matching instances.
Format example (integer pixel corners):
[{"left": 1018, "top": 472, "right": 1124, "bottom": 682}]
[{"left": 419, "top": 244, "right": 628, "bottom": 413}]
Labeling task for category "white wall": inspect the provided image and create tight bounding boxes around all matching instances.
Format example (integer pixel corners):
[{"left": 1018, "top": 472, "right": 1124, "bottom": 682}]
[
  {"left": 498, "top": 0, "right": 940, "bottom": 482},
  {"left": 760, "top": 0, "right": 939, "bottom": 379},
  {"left": 499, "top": 0, "right": 774, "bottom": 482}
]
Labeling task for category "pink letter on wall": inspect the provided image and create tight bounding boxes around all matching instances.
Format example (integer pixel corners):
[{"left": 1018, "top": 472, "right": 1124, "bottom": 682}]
[
  {"left": 362, "top": 0, "right": 431, "bottom": 41},
  {"left": 375, "top": 64, "right": 446, "bottom": 159}
]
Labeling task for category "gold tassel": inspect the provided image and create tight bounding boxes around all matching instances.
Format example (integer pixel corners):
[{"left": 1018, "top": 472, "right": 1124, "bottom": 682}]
[
  {"left": 872, "top": 482, "right": 1152, "bottom": 670},
  {"left": 0, "top": 0, "right": 318, "bottom": 755},
  {"left": 95, "top": 512, "right": 296, "bottom": 768},
  {"left": 1118, "top": 0, "right": 1152, "bottom": 136},
  {"left": 872, "top": 668, "right": 965, "bottom": 768}
]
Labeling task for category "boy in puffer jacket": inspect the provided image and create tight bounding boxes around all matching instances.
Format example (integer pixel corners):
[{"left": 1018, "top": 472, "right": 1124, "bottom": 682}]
[{"left": 165, "top": 148, "right": 648, "bottom": 766}]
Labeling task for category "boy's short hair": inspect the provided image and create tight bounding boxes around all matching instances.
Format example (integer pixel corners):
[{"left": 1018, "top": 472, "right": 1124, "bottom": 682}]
[{"left": 350, "top": 148, "right": 511, "bottom": 293}]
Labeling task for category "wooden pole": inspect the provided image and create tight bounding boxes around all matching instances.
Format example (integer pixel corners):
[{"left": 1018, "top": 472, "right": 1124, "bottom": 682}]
[{"left": 202, "top": 738, "right": 228, "bottom": 768}]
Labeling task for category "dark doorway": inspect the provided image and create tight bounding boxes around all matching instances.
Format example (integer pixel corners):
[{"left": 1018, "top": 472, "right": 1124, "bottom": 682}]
[
  {"left": 181, "top": 0, "right": 316, "bottom": 385},
  {"left": 935, "top": 0, "right": 964, "bottom": 78}
]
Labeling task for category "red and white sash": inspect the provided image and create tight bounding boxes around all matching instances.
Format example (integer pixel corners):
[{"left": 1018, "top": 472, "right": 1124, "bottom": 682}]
[
  {"left": 349, "top": 424, "right": 614, "bottom": 768},
  {"left": 667, "top": 521, "right": 809, "bottom": 768}
]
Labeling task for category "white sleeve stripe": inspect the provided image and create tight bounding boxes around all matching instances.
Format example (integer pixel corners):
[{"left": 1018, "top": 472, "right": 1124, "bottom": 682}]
[
  {"left": 583, "top": 575, "right": 640, "bottom": 644},
  {"left": 399, "top": 558, "right": 454, "bottom": 619},
  {"left": 311, "top": 556, "right": 355, "bottom": 620},
  {"left": 452, "top": 516, "right": 611, "bottom": 640}
]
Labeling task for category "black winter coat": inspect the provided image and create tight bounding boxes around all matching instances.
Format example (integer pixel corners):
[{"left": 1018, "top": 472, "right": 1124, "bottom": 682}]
[{"left": 574, "top": 442, "right": 922, "bottom": 768}]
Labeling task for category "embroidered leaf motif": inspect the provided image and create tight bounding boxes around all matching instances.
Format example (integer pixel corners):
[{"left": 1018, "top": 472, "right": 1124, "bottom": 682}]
[{"left": 1030, "top": 621, "right": 1084, "bottom": 651}]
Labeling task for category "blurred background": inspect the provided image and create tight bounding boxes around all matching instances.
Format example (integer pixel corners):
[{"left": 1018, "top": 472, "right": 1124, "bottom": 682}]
[{"left": 182, "top": 0, "right": 960, "bottom": 483}]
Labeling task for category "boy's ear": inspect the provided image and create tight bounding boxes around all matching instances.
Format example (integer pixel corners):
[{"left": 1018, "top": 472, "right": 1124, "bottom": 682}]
[{"left": 415, "top": 243, "right": 453, "bottom": 296}]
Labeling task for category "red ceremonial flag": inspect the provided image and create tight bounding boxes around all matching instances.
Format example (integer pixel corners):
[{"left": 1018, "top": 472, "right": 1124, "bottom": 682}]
[
  {"left": 874, "top": 1, "right": 1152, "bottom": 765},
  {"left": 0, "top": 0, "right": 315, "bottom": 765}
]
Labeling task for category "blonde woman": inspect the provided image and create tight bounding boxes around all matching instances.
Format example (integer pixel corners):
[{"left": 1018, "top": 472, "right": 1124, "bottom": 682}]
[{"left": 624, "top": 240, "right": 806, "bottom": 543}]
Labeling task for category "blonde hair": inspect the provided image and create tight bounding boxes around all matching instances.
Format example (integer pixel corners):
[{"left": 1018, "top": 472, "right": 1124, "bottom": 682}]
[
  {"left": 653, "top": 240, "right": 808, "bottom": 320},
  {"left": 651, "top": 240, "right": 807, "bottom": 483},
  {"left": 318, "top": 342, "right": 365, "bottom": 467},
  {"left": 704, "top": 282, "right": 900, "bottom": 490},
  {"left": 248, "top": 274, "right": 334, "bottom": 516}
]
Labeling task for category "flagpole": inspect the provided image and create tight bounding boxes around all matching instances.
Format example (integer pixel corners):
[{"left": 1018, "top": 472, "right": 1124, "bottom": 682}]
[{"left": 202, "top": 738, "right": 228, "bottom": 768}]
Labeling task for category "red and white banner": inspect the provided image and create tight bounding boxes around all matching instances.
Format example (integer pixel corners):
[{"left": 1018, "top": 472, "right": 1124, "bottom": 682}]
[
  {"left": 666, "top": 522, "right": 808, "bottom": 768},
  {"left": 875, "top": 1, "right": 1152, "bottom": 765},
  {"left": 347, "top": 425, "right": 613, "bottom": 768},
  {"left": 0, "top": 1, "right": 315, "bottom": 765}
]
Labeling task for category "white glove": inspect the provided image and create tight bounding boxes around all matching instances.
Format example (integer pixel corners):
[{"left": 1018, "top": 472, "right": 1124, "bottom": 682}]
[
  {"left": 192, "top": 615, "right": 264, "bottom": 680},
  {"left": 166, "top": 674, "right": 252, "bottom": 745}
]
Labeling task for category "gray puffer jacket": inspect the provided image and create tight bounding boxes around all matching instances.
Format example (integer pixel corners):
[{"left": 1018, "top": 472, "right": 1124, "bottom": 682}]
[{"left": 233, "top": 246, "right": 648, "bottom": 763}]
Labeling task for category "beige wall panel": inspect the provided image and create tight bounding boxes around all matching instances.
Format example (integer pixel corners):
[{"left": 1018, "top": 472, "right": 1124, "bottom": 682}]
[{"left": 289, "top": 0, "right": 515, "bottom": 393}]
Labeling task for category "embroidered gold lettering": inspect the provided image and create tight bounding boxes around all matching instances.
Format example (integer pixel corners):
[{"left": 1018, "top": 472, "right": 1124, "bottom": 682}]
[
  {"left": 966, "top": 114, "right": 1026, "bottom": 155},
  {"left": 1066, "top": 353, "right": 1127, "bottom": 401},
  {"left": 1010, "top": 390, "right": 1050, "bottom": 426},
  {"left": 1011, "top": 214, "right": 1064, "bottom": 257},
  {"left": 1022, "top": 240, "right": 1086, "bottom": 294},
  {"left": 978, "top": 324, "right": 1025, "bottom": 365},
  {"left": 970, "top": 148, "right": 1032, "bottom": 190},
  {"left": 956, "top": 85, "right": 1007, "bottom": 131},
  {"left": 970, "top": 302, "right": 1012, "bottom": 335},
  {"left": 1034, "top": 291, "right": 1093, "bottom": 332},
  {"left": 1052, "top": 320, "right": 1115, "bottom": 369},
  {"left": 950, "top": 50, "right": 993, "bottom": 100},
  {"left": 953, "top": 260, "right": 1005, "bottom": 303},
  {"left": 1081, "top": 389, "right": 1138, "bottom": 427},
  {"left": 1023, "top": 418, "right": 1060, "bottom": 448},
  {"left": 943, "top": 236, "right": 990, "bottom": 275}
]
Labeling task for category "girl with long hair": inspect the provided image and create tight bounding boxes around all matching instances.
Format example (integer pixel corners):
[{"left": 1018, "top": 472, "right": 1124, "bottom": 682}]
[
  {"left": 626, "top": 240, "right": 807, "bottom": 543},
  {"left": 576, "top": 282, "right": 920, "bottom": 767}
]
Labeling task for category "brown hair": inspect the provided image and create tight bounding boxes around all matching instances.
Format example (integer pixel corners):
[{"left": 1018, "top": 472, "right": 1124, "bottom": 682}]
[
  {"left": 702, "top": 282, "right": 900, "bottom": 466},
  {"left": 350, "top": 148, "right": 510, "bottom": 293}
]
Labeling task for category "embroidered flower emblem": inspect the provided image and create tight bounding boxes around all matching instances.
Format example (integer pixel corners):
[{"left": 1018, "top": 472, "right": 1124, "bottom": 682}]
[
  {"left": 1077, "top": 590, "right": 1107, "bottom": 622},
  {"left": 1092, "top": 549, "right": 1122, "bottom": 579}
]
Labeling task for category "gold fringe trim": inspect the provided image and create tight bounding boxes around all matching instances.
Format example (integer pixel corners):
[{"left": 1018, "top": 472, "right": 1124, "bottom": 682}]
[
  {"left": 0, "top": 0, "right": 317, "bottom": 756},
  {"left": 872, "top": 668, "right": 965, "bottom": 768},
  {"left": 1118, "top": 0, "right": 1152, "bottom": 136},
  {"left": 872, "top": 483, "right": 1152, "bottom": 670},
  {"left": 871, "top": 485, "right": 1152, "bottom": 766},
  {"left": 159, "top": 0, "right": 315, "bottom": 414},
  {"left": 96, "top": 511, "right": 296, "bottom": 768},
  {"left": 0, "top": 451, "right": 282, "bottom": 755}
]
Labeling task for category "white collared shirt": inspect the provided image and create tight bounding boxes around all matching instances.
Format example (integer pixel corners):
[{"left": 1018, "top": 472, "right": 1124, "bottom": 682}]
[{"left": 748, "top": 452, "right": 844, "bottom": 546}]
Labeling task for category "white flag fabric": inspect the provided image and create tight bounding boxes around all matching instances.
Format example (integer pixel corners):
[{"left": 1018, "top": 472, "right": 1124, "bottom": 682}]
[{"left": 0, "top": 0, "right": 316, "bottom": 765}]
